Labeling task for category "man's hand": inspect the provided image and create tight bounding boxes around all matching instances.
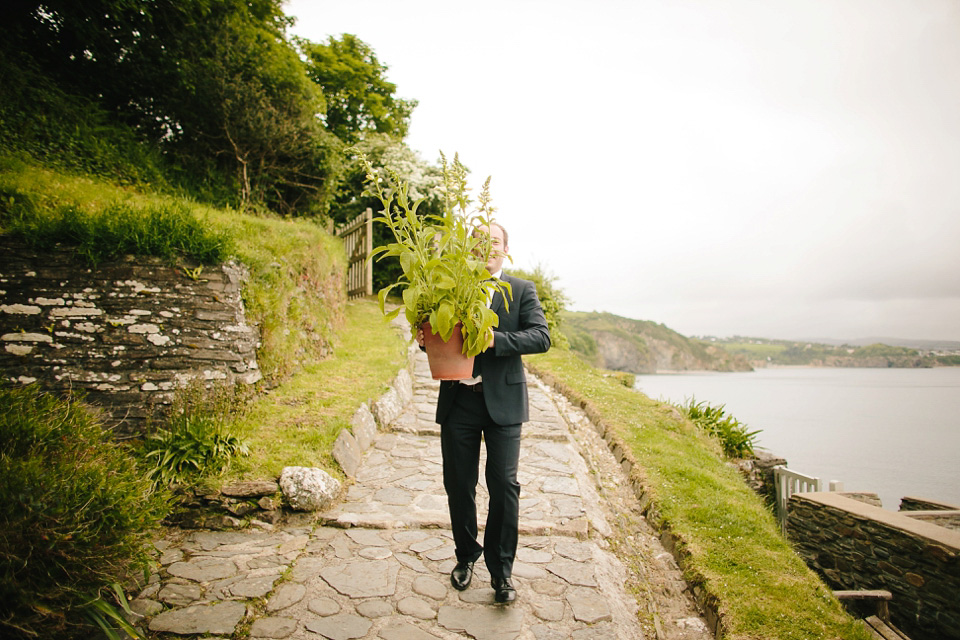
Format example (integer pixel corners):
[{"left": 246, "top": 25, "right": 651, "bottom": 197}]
[
  {"left": 416, "top": 327, "right": 425, "bottom": 347},
  {"left": 487, "top": 329, "right": 495, "bottom": 350}
]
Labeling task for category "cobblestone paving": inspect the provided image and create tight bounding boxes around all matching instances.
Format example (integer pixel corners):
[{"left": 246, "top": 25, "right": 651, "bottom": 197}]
[{"left": 137, "top": 350, "right": 713, "bottom": 639}]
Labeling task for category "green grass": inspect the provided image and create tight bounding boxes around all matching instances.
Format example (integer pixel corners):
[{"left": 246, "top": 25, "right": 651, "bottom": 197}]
[
  {"left": 526, "top": 348, "right": 872, "bottom": 640},
  {"left": 225, "top": 298, "right": 408, "bottom": 480},
  {"left": 1, "top": 194, "right": 232, "bottom": 266}
]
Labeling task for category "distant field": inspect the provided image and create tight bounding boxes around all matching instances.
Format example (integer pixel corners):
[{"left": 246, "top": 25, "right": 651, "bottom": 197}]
[{"left": 717, "top": 342, "right": 787, "bottom": 359}]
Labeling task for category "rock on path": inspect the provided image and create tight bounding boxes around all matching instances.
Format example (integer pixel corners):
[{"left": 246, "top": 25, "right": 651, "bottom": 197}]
[{"left": 136, "top": 349, "right": 712, "bottom": 639}]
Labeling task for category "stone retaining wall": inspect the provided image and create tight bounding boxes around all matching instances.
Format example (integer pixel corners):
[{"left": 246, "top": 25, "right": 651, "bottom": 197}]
[
  {"left": 735, "top": 450, "right": 787, "bottom": 506},
  {"left": 901, "top": 510, "right": 960, "bottom": 532},
  {"left": 0, "top": 238, "right": 259, "bottom": 434},
  {"left": 900, "top": 496, "right": 960, "bottom": 511},
  {"left": 787, "top": 491, "right": 960, "bottom": 640}
]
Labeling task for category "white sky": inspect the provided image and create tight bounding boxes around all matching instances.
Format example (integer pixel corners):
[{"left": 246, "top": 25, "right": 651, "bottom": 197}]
[{"left": 287, "top": 0, "right": 960, "bottom": 341}]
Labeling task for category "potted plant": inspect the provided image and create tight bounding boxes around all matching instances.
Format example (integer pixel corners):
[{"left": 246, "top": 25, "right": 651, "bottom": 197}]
[{"left": 356, "top": 151, "right": 511, "bottom": 379}]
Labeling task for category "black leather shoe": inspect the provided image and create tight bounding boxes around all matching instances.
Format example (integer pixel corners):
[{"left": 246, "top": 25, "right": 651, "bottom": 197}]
[
  {"left": 451, "top": 561, "right": 474, "bottom": 591},
  {"left": 492, "top": 577, "right": 516, "bottom": 603}
]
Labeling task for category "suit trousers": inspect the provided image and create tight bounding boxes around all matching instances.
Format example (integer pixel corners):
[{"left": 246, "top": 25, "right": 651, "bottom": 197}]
[{"left": 440, "top": 386, "right": 521, "bottom": 580}]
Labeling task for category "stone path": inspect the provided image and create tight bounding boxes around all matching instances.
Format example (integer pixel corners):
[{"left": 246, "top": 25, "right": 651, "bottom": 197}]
[{"left": 135, "top": 350, "right": 713, "bottom": 640}]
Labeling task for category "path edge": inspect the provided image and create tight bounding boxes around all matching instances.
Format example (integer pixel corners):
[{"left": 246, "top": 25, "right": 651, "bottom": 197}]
[{"left": 526, "top": 362, "right": 727, "bottom": 640}]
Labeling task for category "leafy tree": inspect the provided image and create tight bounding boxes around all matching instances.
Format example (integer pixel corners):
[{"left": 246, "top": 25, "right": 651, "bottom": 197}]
[
  {"left": 4, "top": 0, "right": 155, "bottom": 105},
  {"left": 166, "top": 13, "right": 343, "bottom": 214},
  {"left": 3, "top": 1, "right": 293, "bottom": 130},
  {"left": 2, "top": 3, "right": 421, "bottom": 218},
  {"left": 334, "top": 134, "right": 442, "bottom": 224},
  {"left": 510, "top": 265, "right": 570, "bottom": 349},
  {"left": 300, "top": 34, "right": 417, "bottom": 144},
  {"left": 2, "top": 1, "right": 344, "bottom": 214}
]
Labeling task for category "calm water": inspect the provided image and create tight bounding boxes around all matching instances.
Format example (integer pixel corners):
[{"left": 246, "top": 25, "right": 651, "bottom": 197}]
[{"left": 633, "top": 367, "right": 960, "bottom": 510}]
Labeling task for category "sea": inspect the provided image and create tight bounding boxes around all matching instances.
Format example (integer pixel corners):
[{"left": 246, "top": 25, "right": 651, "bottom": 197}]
[{"left": 632, "top": 366, "right": 960, "bottom": 510}]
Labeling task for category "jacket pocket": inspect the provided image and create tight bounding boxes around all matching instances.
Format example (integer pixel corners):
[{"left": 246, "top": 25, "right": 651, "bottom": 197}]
[{"left": 506, "top": 371, "right": 526, "bottom": 385}]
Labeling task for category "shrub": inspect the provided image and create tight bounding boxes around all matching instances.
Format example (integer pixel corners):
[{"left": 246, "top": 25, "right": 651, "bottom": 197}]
[
  {"left": 141, "top": 382, "right": 251, "bottom": 488},
  {"left": 0, "top": 386, "right": 166, "bottom": 639},
  {"left": 682, "top": 397, "right": 761, "bottom": 458},
  {"left": 510, "top": 264, "right": 570, "bottom": 349},
  {"left": 0, "top": 50, "right": 169, "bottom": 187},
  {"left": 565, "top": 326, "right": 598, "bottom": 358}
]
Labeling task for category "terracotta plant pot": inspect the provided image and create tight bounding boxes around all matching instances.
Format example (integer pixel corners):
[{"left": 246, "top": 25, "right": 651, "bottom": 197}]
[{"left": 420, "top": 321, "right": 475, "bottom": 380}]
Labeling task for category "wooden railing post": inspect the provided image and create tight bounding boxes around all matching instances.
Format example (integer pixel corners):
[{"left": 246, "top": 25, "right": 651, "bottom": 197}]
[{"left": 774, "top": 466, "right": 825, "bottom": 535}]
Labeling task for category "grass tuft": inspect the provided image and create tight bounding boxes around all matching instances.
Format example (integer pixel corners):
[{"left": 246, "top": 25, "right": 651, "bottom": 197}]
[
  {"left": 140, "top": 381, "right": 253, "bottom": 488},
  {"left": 682, "top": 397, "right": 762, "bottom": 458}
]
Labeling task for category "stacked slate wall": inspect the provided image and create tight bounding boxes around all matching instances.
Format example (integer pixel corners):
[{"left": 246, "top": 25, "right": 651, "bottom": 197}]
[
  {"left": 898, "top": 497, "right": 960, "bottom": 532},
  {"left": 787, "top": 491, "right": 960, "bottom": 640},
  {"left": 0, "top": 238, "right": 259, "bottom": 434}
]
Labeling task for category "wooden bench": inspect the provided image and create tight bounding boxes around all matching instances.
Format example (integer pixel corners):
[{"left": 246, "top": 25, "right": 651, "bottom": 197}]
[{"left": 833, "top": 590, "right": 911, "bottom": 640}]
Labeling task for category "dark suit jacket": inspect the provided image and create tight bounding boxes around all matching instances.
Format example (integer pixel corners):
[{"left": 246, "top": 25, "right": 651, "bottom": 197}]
[{"left": 436, "top": 273, "right": 551, "bottom": 426}]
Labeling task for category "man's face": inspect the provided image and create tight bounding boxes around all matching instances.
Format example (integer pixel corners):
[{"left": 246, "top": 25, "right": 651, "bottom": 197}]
[{"left": 475, "top": 224, "right": 507, "bottom": 275}]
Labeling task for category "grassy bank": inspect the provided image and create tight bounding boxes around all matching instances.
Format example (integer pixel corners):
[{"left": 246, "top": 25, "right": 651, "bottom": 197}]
[
  {"left": 226, "top": 298, "right": 407, "bottom": 480},
  {"left": 526, "top": 348, "right": 871, "bottom": 640},
  {"left": 0, "top": 156, "right": 344, "bottom": 382}
]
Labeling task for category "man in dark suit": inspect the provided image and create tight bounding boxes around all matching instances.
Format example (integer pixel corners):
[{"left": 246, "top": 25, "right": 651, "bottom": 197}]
[{"left": 420, "top": 222, "right": 550, "bottom": 604}]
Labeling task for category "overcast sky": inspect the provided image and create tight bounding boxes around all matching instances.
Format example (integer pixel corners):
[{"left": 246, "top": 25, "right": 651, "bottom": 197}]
[{"left": 287, "top": 0, "right": 960, "bottom": 342}]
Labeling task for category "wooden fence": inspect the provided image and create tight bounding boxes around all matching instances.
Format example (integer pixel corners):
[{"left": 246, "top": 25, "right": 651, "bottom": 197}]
[{"left": 335, "top": 208, "right": 373, "bottom": 299}]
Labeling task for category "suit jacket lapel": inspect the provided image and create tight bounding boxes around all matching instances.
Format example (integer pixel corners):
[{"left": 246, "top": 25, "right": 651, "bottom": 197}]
[
  {"left": 491, "top": 273, "right": 513, "bottom": 318},
  {"left": 491, "top": 287, "right": 505, "bottom": 317}
]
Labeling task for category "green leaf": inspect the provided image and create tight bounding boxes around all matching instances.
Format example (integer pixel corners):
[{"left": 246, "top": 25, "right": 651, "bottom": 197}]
[
  {"left": 434, "top": 273, "right": 456, "bottom": 290},
  {"left": 109, "top": 582, "right": 135, "bottom": 615},
  {"left": 402, "top": 285, "right": 419, "bottom": 312},
  {"left": 85, "top": 594, "right": 144, "bottom": 640},
  {"left": 436, "top": 304, "right": 454, "bottom": 339},
  {"left": 399, "top": 250, "right": 416, "bottom": 276},
  {"left": 377, "top": 282, "right": 400, "bottom": 314}
]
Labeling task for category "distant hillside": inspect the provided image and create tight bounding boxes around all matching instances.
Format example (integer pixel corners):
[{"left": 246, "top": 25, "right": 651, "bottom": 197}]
[
  {"left": 710, "top": 336, "right": 960, "bottom": 368},
  {"left": 561, "top": 311, "right": 752, "bottom": 374},
  {"left": 798, "top": 337, "right": 960, "bottom": 352}
]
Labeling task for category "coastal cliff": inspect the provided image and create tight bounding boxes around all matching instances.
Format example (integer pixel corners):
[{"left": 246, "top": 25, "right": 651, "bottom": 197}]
[{"left": 561, "top": 311, "right": 752, "bottom": 374}]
